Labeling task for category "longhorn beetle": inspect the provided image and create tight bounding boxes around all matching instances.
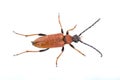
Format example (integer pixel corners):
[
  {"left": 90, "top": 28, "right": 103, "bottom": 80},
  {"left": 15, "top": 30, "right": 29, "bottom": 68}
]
[{"left": 13, "top": 14, "right": 102, "bottom": 67}]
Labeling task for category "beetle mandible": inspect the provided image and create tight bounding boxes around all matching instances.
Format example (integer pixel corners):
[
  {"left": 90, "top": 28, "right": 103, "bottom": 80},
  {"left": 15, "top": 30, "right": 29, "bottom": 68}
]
[{"left": 13, "top": 14, "right": 102, "bottom": 67}]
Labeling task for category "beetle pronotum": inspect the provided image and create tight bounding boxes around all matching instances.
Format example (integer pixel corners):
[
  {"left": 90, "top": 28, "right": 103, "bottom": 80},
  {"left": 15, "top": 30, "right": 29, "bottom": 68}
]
[{"left": 13, "top": 14, "right": 102, "bottom": 67}]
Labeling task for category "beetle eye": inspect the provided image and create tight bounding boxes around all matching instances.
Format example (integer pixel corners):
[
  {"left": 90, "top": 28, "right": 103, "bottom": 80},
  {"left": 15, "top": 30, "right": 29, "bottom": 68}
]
[{"left": 31, "top": 41, "right": 35, "bottom": 45}]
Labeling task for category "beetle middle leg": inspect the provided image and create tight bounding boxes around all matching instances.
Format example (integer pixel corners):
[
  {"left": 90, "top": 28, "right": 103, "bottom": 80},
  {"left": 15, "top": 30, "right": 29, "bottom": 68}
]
[
  {"left": 13, "top": 31, "right": 46, "bottom": 37},
  {"left": 69, "top": 44, "right": 86, "bottom": 56},
  {"left": 58, "top": 14, "right": 64, "bottom": 34},
  {"left": 13, "top": 48, "right": 49, "bottom": 56},
  {"left": 56, "top": 47, "right": 64, "bottom": 67}
]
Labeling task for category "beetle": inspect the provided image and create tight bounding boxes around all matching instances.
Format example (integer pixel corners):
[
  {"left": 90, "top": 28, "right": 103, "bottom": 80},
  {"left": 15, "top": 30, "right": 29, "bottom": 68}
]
[{"left": 13, "top": 14, "right": 102, "bottom": 67}]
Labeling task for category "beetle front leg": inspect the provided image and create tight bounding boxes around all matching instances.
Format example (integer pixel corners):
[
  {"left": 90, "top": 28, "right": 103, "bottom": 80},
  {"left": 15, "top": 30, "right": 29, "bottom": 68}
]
[
  {"left": 56, "top": 47, "right": 64, "bottom": 67},
  {"left": 66, "top": 25, "right": 77, "bottom": 35},
  {"left": 13, "top": 48, "right": 49, "bottom": 56},
  {"left": 69, "top": 44, "right": 86, "bottom": 56},
  {"left": 13, "top": 31, "right": 46, "bottom": 37}
]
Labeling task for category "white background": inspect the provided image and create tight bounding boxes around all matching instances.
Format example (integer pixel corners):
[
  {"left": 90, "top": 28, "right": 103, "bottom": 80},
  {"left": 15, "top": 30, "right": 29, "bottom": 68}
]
[{"left": 0, "top": 0, "right": 120, "bottom": 80}]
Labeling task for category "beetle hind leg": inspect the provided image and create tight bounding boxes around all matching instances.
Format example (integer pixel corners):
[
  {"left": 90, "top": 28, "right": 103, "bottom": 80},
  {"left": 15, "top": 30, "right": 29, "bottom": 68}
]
[
  {"left": 13, "top": 31, "right": 46, "bottom": 37},
  {"left": 13, "top": 48, "right": 49, "bottom": 56}
]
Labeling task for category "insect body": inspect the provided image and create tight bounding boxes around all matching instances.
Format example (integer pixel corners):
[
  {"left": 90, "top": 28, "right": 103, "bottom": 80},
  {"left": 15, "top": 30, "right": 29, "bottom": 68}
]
[
  {"left": 32, "top": 33, "right": 72, "bottom": 48},
  {"left": 13, "top": 14, "right": 102, "bottom": 67}
]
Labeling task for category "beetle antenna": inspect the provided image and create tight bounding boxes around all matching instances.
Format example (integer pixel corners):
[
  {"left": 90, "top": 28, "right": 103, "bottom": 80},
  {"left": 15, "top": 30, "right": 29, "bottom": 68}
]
[
  {"left": 78, "top": 18, "right": 102, "bottom": 57},
  {"left": 79, "top": 39, "right": 102, "bottom": 57},
  {"left": 79, "top": 18, "right": 100, "bottom": 36}
]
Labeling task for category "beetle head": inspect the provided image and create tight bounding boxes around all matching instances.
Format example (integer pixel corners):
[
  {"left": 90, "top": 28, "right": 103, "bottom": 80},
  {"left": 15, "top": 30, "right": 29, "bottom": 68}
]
[{"left": 72, "top": 35, "right": 80, "bottom": 43}]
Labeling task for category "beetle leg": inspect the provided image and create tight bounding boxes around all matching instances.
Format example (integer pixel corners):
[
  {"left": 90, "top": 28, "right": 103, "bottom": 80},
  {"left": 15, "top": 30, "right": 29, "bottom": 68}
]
[
  {"left": 58, "top": 13, "right": 64, "bottom": 34},
  {"left": 69, "top": 44, "right": 86, "bottom": 56},
  {"left": 13, "top": 31, "right": 46, "bottom": 37},
  {"left": 66, "top": 25, "right": 77, "bottom": 35},
  {"left": 56, "top": 47, "right": 64, "bottom": 67},
  {"left": 13, "top": 48, "right": 49, "bottom": 56}
]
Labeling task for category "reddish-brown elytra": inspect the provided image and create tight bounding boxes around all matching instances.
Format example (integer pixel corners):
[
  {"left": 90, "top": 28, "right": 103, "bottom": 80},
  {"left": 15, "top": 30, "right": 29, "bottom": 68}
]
[{"left": 13, "top": 14, "right": 102, "bottom": 67}]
